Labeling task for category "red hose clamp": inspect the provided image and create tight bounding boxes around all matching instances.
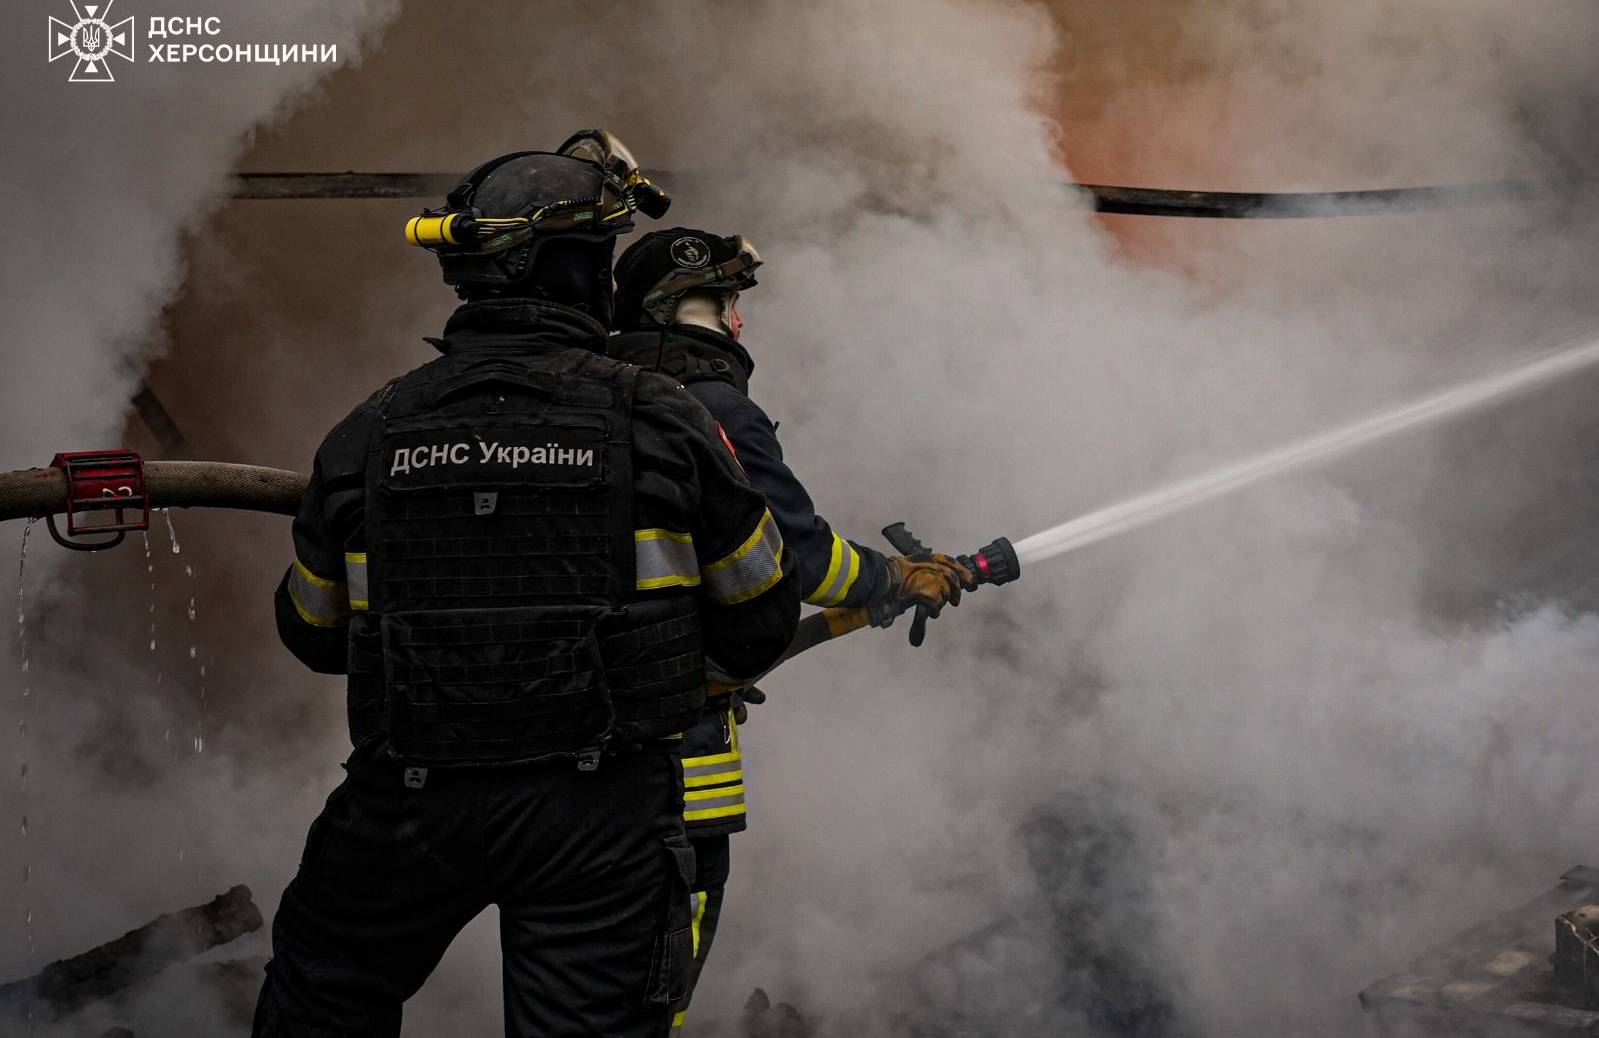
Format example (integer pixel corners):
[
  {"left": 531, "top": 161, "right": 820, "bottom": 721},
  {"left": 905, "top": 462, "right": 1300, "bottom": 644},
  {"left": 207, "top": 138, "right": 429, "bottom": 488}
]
[{"left": 47, "top": 450, "right": 150, "bottom": 551}]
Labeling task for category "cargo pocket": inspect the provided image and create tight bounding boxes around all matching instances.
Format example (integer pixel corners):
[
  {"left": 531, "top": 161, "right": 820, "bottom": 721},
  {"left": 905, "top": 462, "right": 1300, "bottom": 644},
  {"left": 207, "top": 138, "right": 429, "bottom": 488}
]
[
  {"left": 381, "top": 605, "right": 615, "bottom": 765},
  {"left": 644, "top": 837, "right": 697, "bottom": 1006}
]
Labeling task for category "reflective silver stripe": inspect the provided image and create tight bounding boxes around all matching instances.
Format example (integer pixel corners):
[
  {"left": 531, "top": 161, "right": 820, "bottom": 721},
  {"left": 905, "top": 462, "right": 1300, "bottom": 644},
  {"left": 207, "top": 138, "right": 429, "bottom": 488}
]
[
  {"left": 635, "top": 529, "right": 700, "bottom": 591},
  {"left": 683, "top": 784, "right": 746, "bottom": 821},
  {"left": 344, "top": 552, "right": 369, "bottom": 610},
  {"left": 683, "top": 757, "right": 743, "bottom": 787},
  {"left": 287, "top": 559, "right": 349, "bottom": 627},
  {"left": 703, "top": 510, "right": 784, "bottom": 605}
]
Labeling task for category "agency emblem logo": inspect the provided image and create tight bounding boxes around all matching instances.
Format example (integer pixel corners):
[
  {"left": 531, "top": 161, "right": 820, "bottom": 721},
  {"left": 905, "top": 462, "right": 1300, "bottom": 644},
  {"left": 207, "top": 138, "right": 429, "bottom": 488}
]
[
  {"left": 670, "top": 236, "right": 711, "bottom": 269},
  {"left": 48, "top": 0, "right": 135, "bottom": 83}
]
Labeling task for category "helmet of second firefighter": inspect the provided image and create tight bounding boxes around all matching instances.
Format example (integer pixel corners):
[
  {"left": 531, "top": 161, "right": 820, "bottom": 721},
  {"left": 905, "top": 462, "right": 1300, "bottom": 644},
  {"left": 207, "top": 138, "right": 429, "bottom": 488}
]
[{"left": 613, "top": 228, "right": 762, "bottom": 335}]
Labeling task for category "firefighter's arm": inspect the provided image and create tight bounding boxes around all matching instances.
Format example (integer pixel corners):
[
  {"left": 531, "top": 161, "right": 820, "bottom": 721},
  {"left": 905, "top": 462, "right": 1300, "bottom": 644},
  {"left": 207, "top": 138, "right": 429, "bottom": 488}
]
[
  {"left": 276, "top": 405, "right": 375, "bottom": 674},
  {"left": 276, "top": 457, "right": 350, "bottom": 674},
  {"left": 691, "top": 382, "right": 888, "bottom": 608},
  {"left": 681, "top": 407, "right": 800, "bottom": 681}
]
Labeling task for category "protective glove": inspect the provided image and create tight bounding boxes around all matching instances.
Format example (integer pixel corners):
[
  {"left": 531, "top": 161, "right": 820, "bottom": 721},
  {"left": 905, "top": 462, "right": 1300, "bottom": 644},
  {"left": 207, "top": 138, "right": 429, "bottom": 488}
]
[
  {"left": 880, "top": 553, "right": 974, "bottom": 619},
  {"left": 731, "top": 686, "right": 765, "bottom": 725}
]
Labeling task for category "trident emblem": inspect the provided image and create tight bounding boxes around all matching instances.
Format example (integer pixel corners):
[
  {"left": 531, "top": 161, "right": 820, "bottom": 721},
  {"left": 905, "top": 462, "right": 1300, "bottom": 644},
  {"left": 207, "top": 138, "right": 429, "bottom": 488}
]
[{"left": 48, "top": 0, "right": 135, "bottom": 83}]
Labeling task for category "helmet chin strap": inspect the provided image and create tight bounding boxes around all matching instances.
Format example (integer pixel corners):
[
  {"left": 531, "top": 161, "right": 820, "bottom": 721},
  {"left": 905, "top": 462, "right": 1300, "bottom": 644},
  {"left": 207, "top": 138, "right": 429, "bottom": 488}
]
[{"left": 672, "top": 291, "right": 736, "bottom": 339}]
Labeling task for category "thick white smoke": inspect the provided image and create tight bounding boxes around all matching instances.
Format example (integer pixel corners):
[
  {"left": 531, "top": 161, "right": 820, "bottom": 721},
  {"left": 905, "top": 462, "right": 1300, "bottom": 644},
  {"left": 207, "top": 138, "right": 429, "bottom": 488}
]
[
  {"left": 0, "top": 2, "right": 398, "bottom": 1032},
  {"left": 6, "top": 0, "right": 1599, "bottom": 1035}
]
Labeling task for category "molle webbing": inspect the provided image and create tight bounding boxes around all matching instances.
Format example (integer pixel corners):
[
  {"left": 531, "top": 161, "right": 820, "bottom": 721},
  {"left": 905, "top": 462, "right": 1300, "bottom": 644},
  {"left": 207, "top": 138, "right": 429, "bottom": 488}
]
[
  {"left": 357, "top": 351, "right": 703, "bottom": 765},
  {"left": 380, "top": 605, "right": 615, "bottom": 764}
]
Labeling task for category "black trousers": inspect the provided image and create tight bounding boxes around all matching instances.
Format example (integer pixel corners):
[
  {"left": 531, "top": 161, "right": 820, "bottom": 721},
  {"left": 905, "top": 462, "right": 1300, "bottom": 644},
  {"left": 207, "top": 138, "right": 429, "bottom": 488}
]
[
  {"left": 253, "top": 740, "right": 695, "bottom": 1038},
  {"left": 670, "top": 834, "right": 732, "bottom": 1035}
]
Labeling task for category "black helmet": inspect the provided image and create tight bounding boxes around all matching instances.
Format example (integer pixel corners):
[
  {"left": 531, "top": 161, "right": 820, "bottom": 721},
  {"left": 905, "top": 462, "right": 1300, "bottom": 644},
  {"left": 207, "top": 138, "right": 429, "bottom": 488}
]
[
  {"left": 406, "top": 129, "right": 670, "bottom": 311},
  {"left": 613, "top": 228, "right": 762, "bottom": 331}
]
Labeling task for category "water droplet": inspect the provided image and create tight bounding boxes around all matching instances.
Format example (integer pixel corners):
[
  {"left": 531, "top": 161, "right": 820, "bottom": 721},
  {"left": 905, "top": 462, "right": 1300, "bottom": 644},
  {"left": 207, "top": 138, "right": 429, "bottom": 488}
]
[
  {"left": 164, "top": 729, "right": 171, "bottom": 743},
  {"left": 164, "top": 509, "right": 182, "bottom": 554},
  {"left": 19, "top": 659, "right": 28, "bottom": 674},
  {"left": 19, "top": 816, "right": 26, "bottom": 836},
  {"left": 187, "top": 600, "right": 196, "bottom": 621},
  {"left": 149, "top": 639, "right": 156, "bottom": 652},
  {"left": 189, "top": 646, "right": 197, "bottom": 659},
  {"left": 178, "top": 847, "right": 185, "bottom": 863},
  {"left": 18, "top": 763, "right": 27, "bottom": 780},
  {"left": 194, "top": 736, "right": 204, "bottom": 754},
  {"left": 21, "top": 865, "right": 29, "bottom": 884},
  {"left": 185, "top": 564, "right": 193, "bottom": 578}
]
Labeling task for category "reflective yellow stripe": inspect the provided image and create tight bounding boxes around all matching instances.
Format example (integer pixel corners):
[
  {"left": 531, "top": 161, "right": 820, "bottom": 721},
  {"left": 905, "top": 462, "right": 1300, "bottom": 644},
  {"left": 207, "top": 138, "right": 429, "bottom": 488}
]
[
  {"left": 806, "top": 532, "right": 862, "bottom": 606},
  {"left": 689, "top": 890, "right": 708, "bottom": 957},
  {"left": 682, "top": 749, "right": 740, "bottom": 769},
  {"left": 288, "top": 559, "right": 349, "bottom": 628},
  {"left": 670, "top": 1010, "right": 687, "bottom": 1036},
  {"left": 344, "top": 552, "right": 369, "bottom": 611},
  {"left": 703, "top": 510, "right": 784, "bottom": 605},
  {"left": 684, "top": 767, "right": 742, "bottom": 788},
  {"left": 683, "top": 783, "right": 746, "bottom": 821},
  {"left": 684, "top": 800, "right": 747, "bottom": 822},
  {"left": 685, "top": 709, "right": 743, "bottom": 788},
  {"left": 684, "top": 783, "right": 745, "bottom": 802},
  {"left": 635, "top": 529, "right": 701, "bottom": 591}
]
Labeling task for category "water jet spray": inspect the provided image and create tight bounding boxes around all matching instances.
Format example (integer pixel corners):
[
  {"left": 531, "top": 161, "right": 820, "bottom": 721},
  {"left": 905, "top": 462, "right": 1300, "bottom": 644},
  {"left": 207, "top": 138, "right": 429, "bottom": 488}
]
[
  {"left": 1012, "top": 327, "right": 1599, "bottom": 568},
  {"left": 6, "top": 327, "right": 1599, "bottom": 676}
]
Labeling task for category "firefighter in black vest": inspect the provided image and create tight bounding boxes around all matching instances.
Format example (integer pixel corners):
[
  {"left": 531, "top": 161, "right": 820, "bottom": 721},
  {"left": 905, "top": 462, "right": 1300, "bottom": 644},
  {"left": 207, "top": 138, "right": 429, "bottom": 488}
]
[
  {"left": 610, "top": 228, "right": 972, "bottom": 1034},
  {"left": 254, "top": 137, "right": 801, "bottom": 1038}
]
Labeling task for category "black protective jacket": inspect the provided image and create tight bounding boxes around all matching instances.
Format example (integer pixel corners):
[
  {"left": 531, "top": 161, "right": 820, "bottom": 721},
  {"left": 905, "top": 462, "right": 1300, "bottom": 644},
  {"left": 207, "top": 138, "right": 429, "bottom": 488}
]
[
  {"left": 276, "top": 300, "right": 800, "bottom": 754},
  {"left": 610, "top": 324, "right": 889, "bottom": 609},
  {"left": 610, "top": 323, "right": 889, "bottom": 836}
]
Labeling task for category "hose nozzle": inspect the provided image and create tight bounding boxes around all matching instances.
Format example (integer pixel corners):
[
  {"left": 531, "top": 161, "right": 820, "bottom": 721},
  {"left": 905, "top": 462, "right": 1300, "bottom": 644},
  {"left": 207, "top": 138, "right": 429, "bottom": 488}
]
[
  {"left": 960, "top": 536, "right": 1020, "bottom": 588},
  {"left": 878, "top": 524, "right": 1022, "bottom": 646}
]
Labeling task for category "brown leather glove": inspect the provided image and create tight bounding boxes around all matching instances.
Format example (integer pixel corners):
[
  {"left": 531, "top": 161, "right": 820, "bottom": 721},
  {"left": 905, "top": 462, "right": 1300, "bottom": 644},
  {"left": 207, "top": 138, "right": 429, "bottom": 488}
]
[{"left": 883, "top": 553, "right": 974, "bottom": 618}]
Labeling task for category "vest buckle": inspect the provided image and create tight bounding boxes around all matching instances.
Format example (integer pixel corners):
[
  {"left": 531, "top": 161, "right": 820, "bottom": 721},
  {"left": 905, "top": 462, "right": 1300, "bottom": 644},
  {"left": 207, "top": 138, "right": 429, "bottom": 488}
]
[{"left": 575, "top": 749, "right": 601, "bottom": 773}]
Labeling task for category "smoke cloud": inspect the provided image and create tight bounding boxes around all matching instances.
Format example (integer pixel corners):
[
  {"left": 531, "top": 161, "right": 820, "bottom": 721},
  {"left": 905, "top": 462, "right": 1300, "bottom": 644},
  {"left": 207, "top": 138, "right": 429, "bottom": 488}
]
[
  {"left": 0, "top": 1, "right": 399, "bottom": 1032},
  {"left": 6, "top": 0, "right": 1599, "bottom": 1035}
]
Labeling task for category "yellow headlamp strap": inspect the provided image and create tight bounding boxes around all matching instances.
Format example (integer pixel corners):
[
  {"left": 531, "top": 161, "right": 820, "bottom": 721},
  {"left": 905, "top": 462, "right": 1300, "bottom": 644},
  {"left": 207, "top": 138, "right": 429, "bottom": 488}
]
[{"left": 405, "top": 196, "right": 634, "bottom": 254}]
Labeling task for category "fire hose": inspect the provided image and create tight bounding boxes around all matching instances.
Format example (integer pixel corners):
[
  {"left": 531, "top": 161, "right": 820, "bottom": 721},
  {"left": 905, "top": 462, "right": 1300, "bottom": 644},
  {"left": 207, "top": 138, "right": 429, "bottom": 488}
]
[{"left": 0, "top": 453, "right": 1020, "bottom": 672}]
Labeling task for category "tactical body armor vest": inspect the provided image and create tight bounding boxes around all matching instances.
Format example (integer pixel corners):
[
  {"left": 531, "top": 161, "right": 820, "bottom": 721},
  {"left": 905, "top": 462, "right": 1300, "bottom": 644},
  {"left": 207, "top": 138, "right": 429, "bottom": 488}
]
[{"left": 347, "top": 350, "right": 704, "bottom": 766}]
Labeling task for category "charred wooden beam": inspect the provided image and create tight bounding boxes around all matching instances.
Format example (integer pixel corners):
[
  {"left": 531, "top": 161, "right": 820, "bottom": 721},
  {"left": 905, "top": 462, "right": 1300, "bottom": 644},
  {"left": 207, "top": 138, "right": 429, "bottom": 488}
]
[
  {"left": 232, "top": 171, "right": 457, "bottom": 200},
  {"left": 131, "top": 384, "right": 191, "bottom": 459},
  {"left": 228, "top": 170, "right": 1558, "bottom": 218},
  {"left": 0, "top": 885, "right": 263, "bottom": 1022},
  {"left": 1076, "top": 179, "right": 1546, "bottom": 218}
]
